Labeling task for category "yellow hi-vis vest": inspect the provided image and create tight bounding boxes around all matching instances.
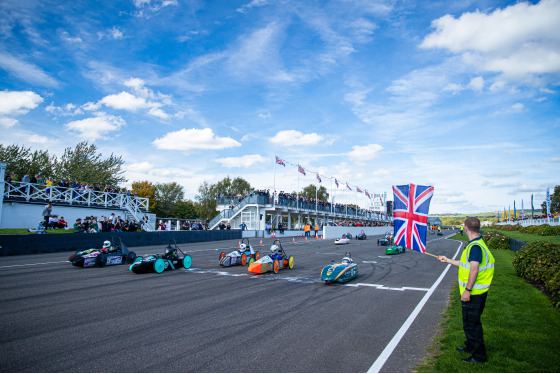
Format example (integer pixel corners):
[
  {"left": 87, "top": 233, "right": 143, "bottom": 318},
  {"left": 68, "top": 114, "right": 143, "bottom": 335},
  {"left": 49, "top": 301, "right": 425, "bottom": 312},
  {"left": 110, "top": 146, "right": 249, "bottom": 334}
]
[{"left": 458, "top": 237, "right": 495, "bottom": 295}]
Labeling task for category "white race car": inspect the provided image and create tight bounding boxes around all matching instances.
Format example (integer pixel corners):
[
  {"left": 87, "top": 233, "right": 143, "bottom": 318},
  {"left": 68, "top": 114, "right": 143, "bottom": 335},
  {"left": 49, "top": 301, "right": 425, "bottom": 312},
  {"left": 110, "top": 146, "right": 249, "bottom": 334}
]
[{"left": 334, "top": 234, "right": 351, "bottom": 245}]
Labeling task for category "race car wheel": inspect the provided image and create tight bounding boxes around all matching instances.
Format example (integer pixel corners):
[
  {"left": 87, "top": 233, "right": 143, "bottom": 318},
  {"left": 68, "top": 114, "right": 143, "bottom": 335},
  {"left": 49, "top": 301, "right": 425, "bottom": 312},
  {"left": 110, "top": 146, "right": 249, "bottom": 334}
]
[
  {"left": 126, "top": 251, "right": 137, "bottom": 264},
  {"left": 273, "top": 259, "right": 280, "bottom": 274},
  {"left": 95, "top": 254, "right": 105, "bottom": 267},
  {"left": 183, "top": 255, "right": 192, "bottom": 269},
  {"left": 288, "top": 256, "right": 294, "bottom": 269},
  {"left": 255, "top": 251, "right": 260, "bottom": 260},
  {"left": 153, "top": 258, "right": 165, "bottom": 274},
  {"left": 219, "top": 252, "right": 226, "bottom": 260},
  {"left": 248, "top": 258, "right": 255, "bottom": 265},
  {"left": 241, "top": 253, "right": 247, "bottom": 266}
]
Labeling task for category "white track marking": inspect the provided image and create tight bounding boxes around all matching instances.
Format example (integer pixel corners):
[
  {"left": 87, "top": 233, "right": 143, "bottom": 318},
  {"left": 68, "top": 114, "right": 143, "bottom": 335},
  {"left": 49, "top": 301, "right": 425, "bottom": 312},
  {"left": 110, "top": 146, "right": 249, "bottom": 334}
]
[
  {"left": 367, "top": 241, "right": 463, "bottom": 373},
  {"left": 0, "top": 261, "right": 69, "bottom": 269}
]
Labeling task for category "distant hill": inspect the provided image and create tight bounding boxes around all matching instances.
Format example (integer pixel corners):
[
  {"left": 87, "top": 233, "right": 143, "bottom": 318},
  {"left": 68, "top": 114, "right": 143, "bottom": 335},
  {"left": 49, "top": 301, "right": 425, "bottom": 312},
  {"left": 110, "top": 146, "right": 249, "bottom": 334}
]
[{"left": 430, "top": 210, "right": 543, "bottom": 226}]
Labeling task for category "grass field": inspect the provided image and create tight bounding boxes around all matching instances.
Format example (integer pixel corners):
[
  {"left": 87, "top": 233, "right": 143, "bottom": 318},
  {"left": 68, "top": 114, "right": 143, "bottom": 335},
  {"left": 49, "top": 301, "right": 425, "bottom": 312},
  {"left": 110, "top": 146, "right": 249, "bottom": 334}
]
[
  {"left": 416, "top": 248, "right": 560, "bottom": 372},
  {"left": 488, "top": 229, "right": 560, "bottom": 245},
  {"left": 0, "top": 228, "right": 73, "bottom": 235}
]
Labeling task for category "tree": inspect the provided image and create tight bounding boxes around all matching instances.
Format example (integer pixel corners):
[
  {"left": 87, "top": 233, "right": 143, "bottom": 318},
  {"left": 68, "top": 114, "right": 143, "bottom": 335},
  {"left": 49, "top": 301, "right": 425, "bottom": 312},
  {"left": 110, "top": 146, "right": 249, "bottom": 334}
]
[
  {"left": 541, "top": 185, "right": 560, "bottom": 214},
  {"left": 172, "top": 200, "right": 198, "bottom": 219},
  {"left": 132, "top": 180, "right": 157, "bottom": 211},
  {"left": 300, "top": 184, "right": 329, "bottom": 201},
  {"left": 214, "top": 176, "right": 251, "bottom": 196},
  {"left": 0, "top": 144, "right": 56, "bottom": 180},
  {"left": 53, "top": 142, "right": 125, "bottom": 186},
  {"left": 154, "top": 182, "right": 184, "bottom": 217},
  {"left": 195, "top": 181, "right": 218, "bottom": 221}
]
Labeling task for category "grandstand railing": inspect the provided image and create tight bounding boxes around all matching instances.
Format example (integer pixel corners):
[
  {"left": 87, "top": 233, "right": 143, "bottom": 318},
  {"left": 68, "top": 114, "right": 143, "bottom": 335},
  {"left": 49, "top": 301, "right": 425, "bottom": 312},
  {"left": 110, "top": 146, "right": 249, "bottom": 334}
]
[
  {"left": 497, "top": 217, "right": 559, "bottom": 227},
  {"left": 211, "top": 194, "right": 390, "bottom": 229},
  {"left": 3, "top": 181, "right": 150, "bottom": 211}
]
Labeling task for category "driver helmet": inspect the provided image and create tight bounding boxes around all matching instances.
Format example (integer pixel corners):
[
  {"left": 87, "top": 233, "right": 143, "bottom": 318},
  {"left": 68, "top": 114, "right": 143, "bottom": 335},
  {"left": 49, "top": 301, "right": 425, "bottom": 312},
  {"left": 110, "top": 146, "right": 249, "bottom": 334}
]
[
  {"left": 270, "top": 244, "right": 279, "bottom": 254},
  {"left": 103, "top": 240, "right": 111, "bottom": 248},
  {"left": 342, "top": 257, "right": 351, "bottom": 264},
  {"left": 165, "top": 246, "right": 175, "bottom": 256},
  {"left": 239, "top": 243, "right": 247, "bottom": 251}
]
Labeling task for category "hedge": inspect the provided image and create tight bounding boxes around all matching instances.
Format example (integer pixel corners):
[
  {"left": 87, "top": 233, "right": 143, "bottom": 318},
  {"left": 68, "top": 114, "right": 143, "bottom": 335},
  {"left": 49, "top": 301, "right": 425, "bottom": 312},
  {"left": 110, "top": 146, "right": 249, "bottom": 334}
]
[
  {"left": 512, "top": 241, "right": 560, "bottom": 309},
  {"left": 481, "top": 230, "right": 511, "bottom": 250},
  {"left": 519, "top": 224, "right": 560, "bottom": 236}
]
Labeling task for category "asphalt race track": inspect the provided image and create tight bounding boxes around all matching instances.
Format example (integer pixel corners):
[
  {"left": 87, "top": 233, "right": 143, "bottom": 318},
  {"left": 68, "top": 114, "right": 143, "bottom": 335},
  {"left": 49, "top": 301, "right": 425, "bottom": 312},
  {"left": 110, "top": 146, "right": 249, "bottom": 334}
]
[{"left": 0, "top": 231, "right": 463, "bottom": 373}]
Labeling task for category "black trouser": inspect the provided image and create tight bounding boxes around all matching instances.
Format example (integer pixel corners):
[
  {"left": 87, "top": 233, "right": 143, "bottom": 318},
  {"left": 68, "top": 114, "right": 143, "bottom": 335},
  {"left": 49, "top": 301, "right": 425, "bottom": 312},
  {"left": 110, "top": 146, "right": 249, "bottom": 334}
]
[{"left": 461, "top": 292, "right": 488, "bottom": 361}]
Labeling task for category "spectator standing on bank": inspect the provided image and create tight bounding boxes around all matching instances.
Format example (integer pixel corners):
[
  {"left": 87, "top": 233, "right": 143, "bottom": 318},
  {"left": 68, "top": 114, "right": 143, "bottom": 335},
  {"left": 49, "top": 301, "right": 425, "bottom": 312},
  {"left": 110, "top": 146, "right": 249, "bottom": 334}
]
[
  {"left": 240, "top": 222, "right": 247, "bottom": 231},
  {"left": 42, "top": 202, "right": 52, "bottom": 227}
]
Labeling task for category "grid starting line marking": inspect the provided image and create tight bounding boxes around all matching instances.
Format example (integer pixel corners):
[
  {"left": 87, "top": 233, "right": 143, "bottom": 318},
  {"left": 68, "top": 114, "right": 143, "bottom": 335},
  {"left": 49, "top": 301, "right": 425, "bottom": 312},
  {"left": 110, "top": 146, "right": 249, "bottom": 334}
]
[{"left": 185, "top": 267, "right": 430, "bottom": 290}]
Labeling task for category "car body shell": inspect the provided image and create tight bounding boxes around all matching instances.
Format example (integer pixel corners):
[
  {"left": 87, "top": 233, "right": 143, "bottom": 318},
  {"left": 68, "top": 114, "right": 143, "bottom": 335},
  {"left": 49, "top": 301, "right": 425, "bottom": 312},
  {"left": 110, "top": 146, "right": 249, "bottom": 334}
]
[
  {"left": 248, "top": 239, "right": 293, "bottom": 274},
  {"left": 356, "top": 231, "right": 367, "bottom": 240},
  {"left": 385, "top": 245, "right": 406, "bottom": 255},
  {"left": 129, "top": 240, "right": 192, "bottom": 274},
  {"left": 321, "top": 256, "right": 358, "bottom": 283},
  {"left": 334, "top": 234, "right": 351, "bottom": 245},
  {"left": 219, "top": 239, "right": 261, "bottom": 267},
  {"left": 377, "top": 231, "right": 393, "bottom": 246},
  {"left": 69, "top": 238, "right": 136, "bottom": 267}
]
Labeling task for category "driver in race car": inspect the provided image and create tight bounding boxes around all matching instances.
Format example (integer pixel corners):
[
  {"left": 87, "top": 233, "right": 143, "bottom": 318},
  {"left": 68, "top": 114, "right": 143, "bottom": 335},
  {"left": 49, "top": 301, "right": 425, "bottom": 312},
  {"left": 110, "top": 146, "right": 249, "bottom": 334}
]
[
  {"left": 100, "top": 240, "right": 112, "bottom": 253},
  {"left": 164, "top": 245, "right": 177, "bottom": 258},
  {"left": 239, "top": 243, "right": 247, "bottom": 253},
  {"left": 270, "top": 244, "right": 282, "bottom": 260}
]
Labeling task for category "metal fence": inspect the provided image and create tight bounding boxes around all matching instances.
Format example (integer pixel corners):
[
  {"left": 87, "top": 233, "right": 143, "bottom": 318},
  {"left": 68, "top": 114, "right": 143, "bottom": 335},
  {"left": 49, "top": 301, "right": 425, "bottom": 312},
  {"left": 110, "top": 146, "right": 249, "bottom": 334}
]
[{"left": 3, "top": 181, "right": 149, "bottom": 211}]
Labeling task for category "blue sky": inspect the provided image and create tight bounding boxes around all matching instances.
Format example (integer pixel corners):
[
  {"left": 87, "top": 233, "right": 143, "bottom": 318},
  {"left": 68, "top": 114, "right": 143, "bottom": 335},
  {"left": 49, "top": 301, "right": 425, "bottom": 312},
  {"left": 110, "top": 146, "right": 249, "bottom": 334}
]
[{"left": 1, "top": 0, "right": 559, "bottom": 215}]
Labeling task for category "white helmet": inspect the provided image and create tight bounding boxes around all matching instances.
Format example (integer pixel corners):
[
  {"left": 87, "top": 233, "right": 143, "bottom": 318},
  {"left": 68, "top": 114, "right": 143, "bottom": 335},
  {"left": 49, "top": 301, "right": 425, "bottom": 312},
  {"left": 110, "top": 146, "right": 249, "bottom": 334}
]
[
  {"left": 239, "top": 243, "right": 247, "bottom": 251},
  {"left": 270, "top": 244, "right": 279, "bottom": 253},
  {"left": 103, "top": 240, "right": 111, "bottom": 248}
]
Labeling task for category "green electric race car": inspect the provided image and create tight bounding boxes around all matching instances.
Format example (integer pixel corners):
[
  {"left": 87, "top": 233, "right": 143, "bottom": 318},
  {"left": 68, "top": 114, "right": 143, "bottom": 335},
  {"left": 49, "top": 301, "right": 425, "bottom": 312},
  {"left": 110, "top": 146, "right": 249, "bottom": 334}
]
[{"left": 385, "top": 245, "right": 406, "bottom": 255}]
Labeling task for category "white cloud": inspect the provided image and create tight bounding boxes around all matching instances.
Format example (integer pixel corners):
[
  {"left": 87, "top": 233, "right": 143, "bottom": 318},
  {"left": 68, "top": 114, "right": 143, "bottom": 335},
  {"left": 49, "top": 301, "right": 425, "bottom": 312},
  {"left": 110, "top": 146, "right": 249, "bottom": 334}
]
[
  {"left": 0, "top": 90, "right": 43, "bottom": 127},
  {"left": 0, "top": 90, "right": 43, "bottom": 116},
  {"left": 372, "top": 168, "right": 390, "bottom": 177},
  {"left": 347, "top": 144, "right": 383, "bottom": 162},
  {"left": 0, "top": 52, "right": 59, "bottom": 87},
  {"left": 97, "top": 27, "right": 125, "bottom": 40},
  {"left": 65, "top": 113, "right": 125, "bottom": 141},
  {"left": 0, "top": 117, "right": 18, "bottom": 128},
  {"left": 270, "top": 130, "right": 324, "bottom": 146},
  {"left": 100, "top": 91, "right": 150, "bottom": 111},
  {"left": 236, "top": 0, "right": 269, "bottom": 13},
  {"left": 61, "top": 31, "right": 82, "bottom": 43},
  {"left": 468, "top": 76, "right": 484, "bottom": 91},
  {"left": 214, "top": 154, "right": 267, "bottom": 168},
  {"left": 153, "top": 128, "right": 241, "bottom": 153},
  {"left": 421, "top": 0, "right": 560, "bottom": 81}
]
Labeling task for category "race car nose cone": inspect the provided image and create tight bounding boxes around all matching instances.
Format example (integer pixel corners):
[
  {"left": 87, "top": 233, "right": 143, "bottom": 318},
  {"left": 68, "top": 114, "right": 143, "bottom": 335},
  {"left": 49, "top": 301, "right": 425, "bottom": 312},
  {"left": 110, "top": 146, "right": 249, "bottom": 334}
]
[{"left": 248, "top": 262, "right": 262, "bottom": 274}]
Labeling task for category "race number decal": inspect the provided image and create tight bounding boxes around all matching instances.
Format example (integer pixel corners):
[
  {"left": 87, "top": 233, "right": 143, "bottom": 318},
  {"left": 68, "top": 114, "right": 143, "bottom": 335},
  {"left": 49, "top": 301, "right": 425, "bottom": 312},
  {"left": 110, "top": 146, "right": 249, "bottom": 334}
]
[{"left": 107, "top": 256, "right": 123, "bottom": 264}]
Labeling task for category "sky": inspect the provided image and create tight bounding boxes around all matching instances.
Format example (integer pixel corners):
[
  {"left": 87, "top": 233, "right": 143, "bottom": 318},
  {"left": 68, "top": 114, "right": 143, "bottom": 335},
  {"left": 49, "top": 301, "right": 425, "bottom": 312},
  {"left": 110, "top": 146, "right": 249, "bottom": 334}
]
[{"left": 1, "top": 0, "right": 559, "bottom": 215}]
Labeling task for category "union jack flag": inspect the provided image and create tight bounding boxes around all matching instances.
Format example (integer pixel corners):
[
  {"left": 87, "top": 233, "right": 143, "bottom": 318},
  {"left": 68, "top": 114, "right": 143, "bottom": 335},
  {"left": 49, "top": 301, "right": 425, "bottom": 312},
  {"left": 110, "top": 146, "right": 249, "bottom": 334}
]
[
  {"left": 346, "top": 183, "right": 352, "bottom": 191},
  {"left": 335, "top": 178, "right": 339, "bottom": 188},
  {"left": 275, "top": 156, "right": 285, "bottom": 166},
  {"left": 356, "top": 187, "right": 363, "bottom": 193},
  {"left": 298, "top": 165, "right": 306, "bottom": 176},
  {"left": 316, "top": 173, "right": 321, "bottom": 183},
  {"left": 392, "top": 183, "right": 434, "bottom": 253},
  {"left": 365, "top": 190, "right": 371, "bottom": 199}
]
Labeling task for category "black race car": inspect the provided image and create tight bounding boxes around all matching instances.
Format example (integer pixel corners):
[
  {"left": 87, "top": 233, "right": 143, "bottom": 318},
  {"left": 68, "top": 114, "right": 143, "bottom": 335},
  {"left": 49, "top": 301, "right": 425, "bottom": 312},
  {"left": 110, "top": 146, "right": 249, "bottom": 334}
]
[
  {"left": 130, "top": 239, "right": 192, "bottom": 274},
  {"left": 356, "top": 230, "right": 367, "bottom": 240},
  {"left": 377, "top": 231, "right": 393, "bottom": 246},
  {"left": 69, "top": 237, "right": 136, "bottom": 267}
]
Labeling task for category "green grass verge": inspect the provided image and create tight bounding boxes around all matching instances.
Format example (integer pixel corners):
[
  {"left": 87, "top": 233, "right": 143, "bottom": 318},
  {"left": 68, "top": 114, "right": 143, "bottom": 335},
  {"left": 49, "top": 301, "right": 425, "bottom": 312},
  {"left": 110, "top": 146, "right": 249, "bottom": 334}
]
[
  {"left": 416, "top": 249, "right": 560, "bottom": 372},
  {"left": 0, "top": 228, "right": 74, "bottom": 235},
  {"left": 450, "top": 231, "right": 560, "bottom": 245}
]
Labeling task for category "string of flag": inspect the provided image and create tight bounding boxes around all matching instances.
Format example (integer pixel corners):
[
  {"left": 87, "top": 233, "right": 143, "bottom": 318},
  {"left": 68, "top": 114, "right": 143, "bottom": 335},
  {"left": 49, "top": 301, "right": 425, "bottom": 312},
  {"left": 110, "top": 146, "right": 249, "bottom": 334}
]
[{"left": 275, "top": 155, "right": 373, "bottom": 200}]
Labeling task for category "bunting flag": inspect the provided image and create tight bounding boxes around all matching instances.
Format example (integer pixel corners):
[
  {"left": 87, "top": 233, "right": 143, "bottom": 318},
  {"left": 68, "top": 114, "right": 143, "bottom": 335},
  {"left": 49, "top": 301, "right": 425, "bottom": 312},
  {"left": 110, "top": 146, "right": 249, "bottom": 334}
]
[
  {"left": 346, "top": 183, "right": 352, "bottom": 191},
  {"left": 514, "top": 200, "right": 517, "bottom": 218},
  {"left": 335, "top": 178, "right": 339, "bottom": 188},
  {"left": 392, "top": 183, "right": 434, "bottom": 253},
  {"left": 365, "top": 190, "right": 371, "bottom": 199},
  {"left": 298, "top": 165, "right": 306, "bottom": 176},
  {"left": 275, "top": 156, "right": 285, "bottom": 166},
  {"left": 522, "top": 199, "right": 525, "bottom": 219},
  {"left": 316, "top": 173, "right": 321, "bottom": 183},
  {"left": 356, "top": 187, "right": 363, "bottom": 193},
  {"left": 531, "top": 194, "right": 534, "bottom": 218},
  {"left": 508, "top": 205, "right": 511, "bottom": 220}
]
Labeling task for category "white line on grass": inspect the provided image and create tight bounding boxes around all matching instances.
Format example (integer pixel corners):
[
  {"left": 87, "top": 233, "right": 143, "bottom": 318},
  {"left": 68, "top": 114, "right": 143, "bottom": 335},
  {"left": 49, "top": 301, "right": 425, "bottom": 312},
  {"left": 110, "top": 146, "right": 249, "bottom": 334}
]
[{"left": 367, "top": 241, "right": 463, "bottom": 373}]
